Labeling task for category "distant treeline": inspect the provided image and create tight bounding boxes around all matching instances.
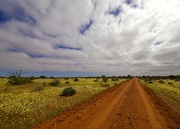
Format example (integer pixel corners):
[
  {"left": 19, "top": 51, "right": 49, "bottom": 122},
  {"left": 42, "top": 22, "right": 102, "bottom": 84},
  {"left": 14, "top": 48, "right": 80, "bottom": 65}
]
[
  {"left": 0, "top": 75, "right": 180, "bottom": 80},
  {"left": 140, "top": 75, "right": 180, "bottom": 81}
]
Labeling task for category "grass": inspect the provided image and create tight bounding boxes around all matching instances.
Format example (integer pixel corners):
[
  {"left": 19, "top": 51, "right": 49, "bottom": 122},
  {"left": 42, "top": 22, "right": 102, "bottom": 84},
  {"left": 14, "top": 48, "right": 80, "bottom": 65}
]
[
  {"left": 0, "top": 78, "right": 126, "bottom": 129},
  {"left": 141, "top": 79, "right": 180, "bottom": 110}
]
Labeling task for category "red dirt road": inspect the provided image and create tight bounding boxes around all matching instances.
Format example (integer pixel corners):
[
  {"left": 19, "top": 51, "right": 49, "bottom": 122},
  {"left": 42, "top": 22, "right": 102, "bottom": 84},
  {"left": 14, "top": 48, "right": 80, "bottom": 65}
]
[{"left": 31, "top": 78, "right": 179, "bottom": 129}]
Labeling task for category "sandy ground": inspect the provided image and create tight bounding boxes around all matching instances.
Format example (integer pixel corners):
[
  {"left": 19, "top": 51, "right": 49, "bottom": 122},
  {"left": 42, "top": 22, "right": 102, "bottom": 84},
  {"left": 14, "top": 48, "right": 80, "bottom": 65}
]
[{"left": 30, "top": 78, "right": 179, "bottom": 129}]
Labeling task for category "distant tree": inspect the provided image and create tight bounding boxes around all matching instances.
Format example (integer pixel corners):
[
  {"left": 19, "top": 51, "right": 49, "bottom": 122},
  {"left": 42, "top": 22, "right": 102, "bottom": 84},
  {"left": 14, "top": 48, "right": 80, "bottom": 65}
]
[
  {"left": 9, "top": 69, "right": 24, "bottom": 78},
  {"left": 127, "top": 74, "right": 131, "bottom": 78},
  {"left": 50, "top": 76, "right": 55, "bottom": 79},
  {"left": 30, "top": 76, "right": 36, "bottom": 80},
  {"left": 8, "top": 69, "right": 32, "bottom": 85},
  {"left": 101, "top": 75, "right": 106, "bottom": 78},
  {"left": 39, "top": 75, "right": 47, "bottom": 79},
  {"left": 169, "top": 75, "right": 175, "bottom": 80},
  {"left": 111, "top": 78, "right": 118, "bottom": 81}
]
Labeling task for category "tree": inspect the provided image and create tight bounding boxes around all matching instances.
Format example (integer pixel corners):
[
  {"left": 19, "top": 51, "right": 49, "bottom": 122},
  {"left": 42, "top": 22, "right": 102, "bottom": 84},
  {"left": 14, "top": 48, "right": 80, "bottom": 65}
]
[
  {"left": 8, "top": 69, "right": 32, "bottom": 85},
  {"left": 39, "top": 75, "right": 47, "bottom": 79},
  {"left": 9, "top": 69, "right": 24, "bottom": 78}
]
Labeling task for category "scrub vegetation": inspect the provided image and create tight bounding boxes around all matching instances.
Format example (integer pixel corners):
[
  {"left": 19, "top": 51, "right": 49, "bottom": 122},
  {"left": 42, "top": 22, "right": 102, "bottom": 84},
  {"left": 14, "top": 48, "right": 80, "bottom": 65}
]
[
  {"left": 141, "top": 76, "right": 180, "bottom": 110},
  {"left": 0, "top": 77, "right": 127, "bottom": 129}
]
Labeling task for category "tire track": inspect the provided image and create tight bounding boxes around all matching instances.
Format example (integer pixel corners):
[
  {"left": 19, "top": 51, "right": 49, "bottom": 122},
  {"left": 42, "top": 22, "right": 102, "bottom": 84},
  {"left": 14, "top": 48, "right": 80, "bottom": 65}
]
[{"left": 136, "top": 79, "right": 163, "bottom": 129}]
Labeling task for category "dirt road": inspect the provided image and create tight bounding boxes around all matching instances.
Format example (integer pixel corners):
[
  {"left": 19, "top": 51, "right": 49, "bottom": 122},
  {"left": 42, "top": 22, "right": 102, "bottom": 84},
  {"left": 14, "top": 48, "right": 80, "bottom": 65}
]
[{"left": 31, "top": 78, "right": 179, "bottom": 129}]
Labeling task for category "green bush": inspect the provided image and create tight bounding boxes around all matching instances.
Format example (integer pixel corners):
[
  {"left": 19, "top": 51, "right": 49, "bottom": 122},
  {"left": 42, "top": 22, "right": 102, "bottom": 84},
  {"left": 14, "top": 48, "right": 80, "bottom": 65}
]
[
  {"left": 158, "top": 80, "right": 165, "bottom": 84},
  {"left": 8, "top": 77, "right": 32, "bottom": 85},
  {"left": 65, "top": 81, "right": 69, "bottom": 84},
  {"left": 74, "top": 78, "right": 79, "bottom": 82},
  {"left": 61, "top": 87, "right": 76, "bottom": 97},
  {"left": 49, "top": 79, "right": 60, "bottom": 86},
  {"left": 102, "top": 78, "right": 108, "bottom": 82},
  {"left": 94, "top": 79, "right": 98, "bottom": 82},
  {"left": 168, "top": 82, "right": 173, "bottom": 85},
  {"left": 111, "top": 78, "right": 119, "bottom": 81}
]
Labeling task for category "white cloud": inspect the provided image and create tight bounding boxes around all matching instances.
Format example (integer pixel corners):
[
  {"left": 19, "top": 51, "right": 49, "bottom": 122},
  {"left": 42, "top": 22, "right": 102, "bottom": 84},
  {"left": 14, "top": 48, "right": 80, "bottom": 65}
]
[{"left": 0, "top": 0, "right": 180, "bottom": 76}]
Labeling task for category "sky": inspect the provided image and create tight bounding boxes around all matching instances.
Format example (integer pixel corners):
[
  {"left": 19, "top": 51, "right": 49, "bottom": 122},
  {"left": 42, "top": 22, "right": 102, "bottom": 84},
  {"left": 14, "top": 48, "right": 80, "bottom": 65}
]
[{"left": 0, "top": 0, "right": 180, "bottom": 77}]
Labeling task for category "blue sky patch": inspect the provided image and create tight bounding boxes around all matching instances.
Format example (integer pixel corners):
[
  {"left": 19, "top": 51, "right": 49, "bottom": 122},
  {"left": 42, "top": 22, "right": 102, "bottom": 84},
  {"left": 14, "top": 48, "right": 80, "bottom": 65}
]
[
  {"left": 27, "top": 53, "right": 48, "bottom": 58},
  {"left": 108, "top": 8, "right": 122, "bottom": 17},
  {"left": 155, "top": 41, "right": 164, "bottom": 45},
  {"left": 0, "top": 10, "right": 10, "bottom": 23},
  {"left": 7, "top": 48, "right": 47, "bottom": 58},
  {"left": 125, "top": 0, "right": 132, "bottom": 5},
  {"left": 0, "top": 7, "right": 36, "bottom": 25},
  {"left": 55, "top": 44, "right": 82, "bottom": 51},
  {"left": 7, "top": 48, "right": 24, "bottom": 53},
  {"left": 79, "top": 20, "right": 93, "bottom": 35}
]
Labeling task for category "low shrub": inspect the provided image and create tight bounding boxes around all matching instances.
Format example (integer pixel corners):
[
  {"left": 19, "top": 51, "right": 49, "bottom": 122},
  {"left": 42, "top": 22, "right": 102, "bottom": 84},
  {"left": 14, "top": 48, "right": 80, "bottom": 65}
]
[
  {"left": 61, "top": 87, "right": 76, "bottom": 97},
  {"left": 74, "top": 78, "right": 79, "bottom": 82},
  {"left": 158, "top": 80, "right": 165, "bottom": 84},
  {"left": 111, "top": 78, "right": 119, "bottom": 81},
  {"left": 65, "top": 81, "right": 69, "bottom": 84},
  {"left": 8, "top": 77, "right": 33, "bottom": 85},
  {"left": 94, "top": 79, "right": 98, "bottom": 82},
  {"left": 49, "top": 79, "right": 60, "bottom": 86},
  {"left": 102, "top": 78, "right": 108, "bottom": 82},
  {"left": 168, "top": 82, "right": 173, "bottom": 85}
]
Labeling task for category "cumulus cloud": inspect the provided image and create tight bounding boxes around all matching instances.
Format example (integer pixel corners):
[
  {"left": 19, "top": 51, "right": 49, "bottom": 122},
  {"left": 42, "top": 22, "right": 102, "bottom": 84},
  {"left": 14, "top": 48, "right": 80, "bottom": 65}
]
[{"left": 0, "top": 0, "right": 180, "bottom": 76}]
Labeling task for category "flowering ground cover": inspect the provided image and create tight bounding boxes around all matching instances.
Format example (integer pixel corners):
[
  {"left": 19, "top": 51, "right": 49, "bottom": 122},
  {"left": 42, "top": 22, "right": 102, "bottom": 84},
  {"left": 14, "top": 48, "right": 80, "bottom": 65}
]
[{"left": 0, "top": 78, "right": 126, "bottom": 129}]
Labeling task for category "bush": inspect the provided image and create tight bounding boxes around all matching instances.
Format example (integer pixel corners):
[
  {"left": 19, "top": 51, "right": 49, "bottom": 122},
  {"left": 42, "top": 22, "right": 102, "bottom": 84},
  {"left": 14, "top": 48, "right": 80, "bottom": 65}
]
[
  {"left": 49, "top": 79, "right": 60, "bottom": 86},
  {"left": 94, "top": 79, "right": 98, "bottom": 82},
  {"left": 158, "top": 80, "right": 165, "bottom": 84},
  {"left": 168, "top": 82, "right": 173, "bottom": 85},
  {"left": 8, "top": 77, "right": 32, "bottom": 85},
  {"left": 74, "top": 78, "right": 79, "bottom": 82},
  {"left": 65, "top": 81, "right": 69, "bottom": 84},
  {"left": 61, "top": 87, "right": 76, "bottom": 97},
  {"left": 39, "top": 76, "right": 47, "bottom": 79},
  {"left": 148, "top": 81, "right": 153, "bottom": 83},
  {"left": 111, "top": 78, "right": 119, "bottom": 81},
  {"left": 102, "top": 78, "right": 108, "bottom": 82}
]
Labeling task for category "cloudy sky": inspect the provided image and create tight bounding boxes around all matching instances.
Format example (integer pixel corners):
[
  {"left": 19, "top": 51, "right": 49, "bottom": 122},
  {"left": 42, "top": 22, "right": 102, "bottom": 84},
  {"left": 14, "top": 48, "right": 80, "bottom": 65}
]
[{"left": 0, "top": 0, "right": 180, "bottom": 77}]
